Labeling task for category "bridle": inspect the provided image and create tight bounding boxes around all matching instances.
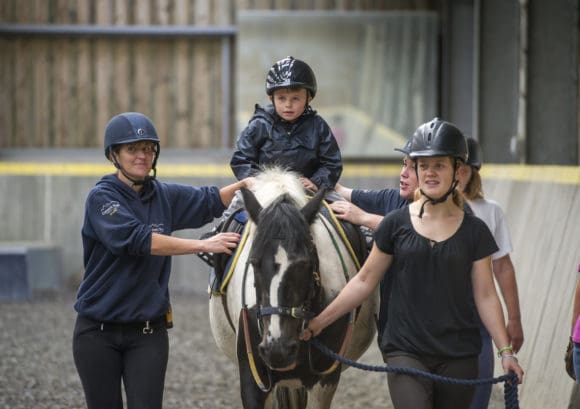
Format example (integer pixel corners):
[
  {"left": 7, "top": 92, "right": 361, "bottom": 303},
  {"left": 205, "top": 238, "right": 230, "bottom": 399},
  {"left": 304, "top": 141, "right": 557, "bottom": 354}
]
[
  {"left": 240, "top": 234, "right": 354, "bottom": 392},
  {"left": 256, "top": 242, "right": 321, "bottom": 332},
  {"left": 242, "top": 238, "right": 320, "bottom": 339},
  {"left": 240, "top": 238, "right": 318, "bottom": 391}
]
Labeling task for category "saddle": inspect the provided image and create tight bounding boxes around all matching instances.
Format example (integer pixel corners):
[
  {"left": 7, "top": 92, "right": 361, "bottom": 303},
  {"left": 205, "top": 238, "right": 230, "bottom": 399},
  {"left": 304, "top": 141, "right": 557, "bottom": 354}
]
[{"left": 209, "top": 201, "right": 368, "bottom": 296}]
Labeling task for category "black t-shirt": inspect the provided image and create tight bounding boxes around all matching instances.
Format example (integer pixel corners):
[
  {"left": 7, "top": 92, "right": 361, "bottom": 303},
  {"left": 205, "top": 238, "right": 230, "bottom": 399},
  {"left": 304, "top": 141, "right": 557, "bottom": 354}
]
[{"left": 374, "top": 207, "right": 498, "bottom": 358}]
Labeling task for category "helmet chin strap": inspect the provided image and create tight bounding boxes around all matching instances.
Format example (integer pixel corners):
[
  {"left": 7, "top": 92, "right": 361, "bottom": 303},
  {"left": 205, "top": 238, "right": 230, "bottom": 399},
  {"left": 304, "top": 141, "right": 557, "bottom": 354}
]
[
  {"left": 111, "top": 154, "right": 157, "bottom": 188},
  {"left": 418, "top": 179, "right": 458, "bottom": 218}
]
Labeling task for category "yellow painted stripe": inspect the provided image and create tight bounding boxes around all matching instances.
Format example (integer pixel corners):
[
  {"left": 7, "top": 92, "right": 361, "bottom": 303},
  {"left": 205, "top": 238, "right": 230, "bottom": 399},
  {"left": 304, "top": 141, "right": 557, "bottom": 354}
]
[
  {"left": 0, "top": 162, "right": 403, "bottom": 178},
  {"left": 481, "top": 164, "right": 580, "bottom": 185},
  {"left": 0, "top": 162, "right": 233, "bottom": 177},
  {"left": 0, "top": 162, "right": 578, "bottom": 184},
  {"left": 0, "top": 162, "right": 116, "bottom": 176}
]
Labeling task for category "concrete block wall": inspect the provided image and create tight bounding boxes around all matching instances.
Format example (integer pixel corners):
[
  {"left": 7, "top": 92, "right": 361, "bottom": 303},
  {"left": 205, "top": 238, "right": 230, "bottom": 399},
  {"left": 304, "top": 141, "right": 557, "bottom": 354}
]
[{"left": 0, "top": 242, "right": 62, "bottom": 300}]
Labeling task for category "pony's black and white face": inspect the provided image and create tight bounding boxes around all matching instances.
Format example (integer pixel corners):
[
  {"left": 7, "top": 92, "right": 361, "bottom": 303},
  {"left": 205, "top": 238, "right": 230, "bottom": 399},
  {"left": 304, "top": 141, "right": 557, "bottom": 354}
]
[
  {"left": 251, "top": 240, "right": 313, "bottom": 315},
  {"left": 242, "top": 187, "right": 324, "bottom": 370},
  {"left": 254, "top": 248, "right": 314, "bottom": 366}
]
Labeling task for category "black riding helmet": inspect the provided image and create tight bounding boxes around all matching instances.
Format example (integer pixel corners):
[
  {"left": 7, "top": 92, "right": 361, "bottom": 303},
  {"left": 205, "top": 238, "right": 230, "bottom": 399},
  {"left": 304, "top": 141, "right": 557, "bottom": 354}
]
[
  {"left": 265, "top": 56, "right": 317, "bottom": 98},
  {"left": 409, "top": 118, "right": 468, "bottom": 162},
  {"left": 466, "top": 137, "right": 483, "bottom": 170},
  {"left": 104, "top": 112, "right": 161, "bottom": 185},
  {"left": 409, "top": 118, "right": 468, "bottom": 217}
]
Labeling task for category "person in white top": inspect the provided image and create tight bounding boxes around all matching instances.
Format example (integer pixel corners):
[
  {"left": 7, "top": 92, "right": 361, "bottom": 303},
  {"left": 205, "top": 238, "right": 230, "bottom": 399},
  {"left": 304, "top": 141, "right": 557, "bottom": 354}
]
[{"left": 457, "top": 137, "right": 524, "bottom": 409}]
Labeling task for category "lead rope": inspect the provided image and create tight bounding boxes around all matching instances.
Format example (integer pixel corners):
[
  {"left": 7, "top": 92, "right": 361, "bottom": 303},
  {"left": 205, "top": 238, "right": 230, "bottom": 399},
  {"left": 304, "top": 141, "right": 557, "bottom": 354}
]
[{"left": 309, "top": 338, "right": 520, "bottom": 409}]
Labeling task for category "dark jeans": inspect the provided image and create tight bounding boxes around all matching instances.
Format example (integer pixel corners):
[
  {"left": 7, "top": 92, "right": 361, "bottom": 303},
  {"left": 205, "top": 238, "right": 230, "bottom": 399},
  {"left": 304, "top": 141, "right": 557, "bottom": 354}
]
[
  {"left": 470, "top": 326, "right": 493, "bottom": 409},
  {"left": 73, "top": 315, "right": 169, "bottom": 409},
  {"left": 385, "top": 352, "right": 478, "bottom": 409},
  {"left": 574, "top": 342, "right": 580, "bottom": 382}
]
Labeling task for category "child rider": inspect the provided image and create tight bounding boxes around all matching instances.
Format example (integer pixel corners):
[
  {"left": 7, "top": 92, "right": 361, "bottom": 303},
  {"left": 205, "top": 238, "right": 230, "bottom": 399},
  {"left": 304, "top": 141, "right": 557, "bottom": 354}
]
[{"left": 204, "top": 56, "right": 343, "bottom": 292}]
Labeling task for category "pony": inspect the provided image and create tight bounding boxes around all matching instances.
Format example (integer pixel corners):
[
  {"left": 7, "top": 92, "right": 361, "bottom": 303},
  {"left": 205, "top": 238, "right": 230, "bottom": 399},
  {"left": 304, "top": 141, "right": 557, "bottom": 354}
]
[{"left": 209, "top": 168, "right": 378, "bottom": 409}]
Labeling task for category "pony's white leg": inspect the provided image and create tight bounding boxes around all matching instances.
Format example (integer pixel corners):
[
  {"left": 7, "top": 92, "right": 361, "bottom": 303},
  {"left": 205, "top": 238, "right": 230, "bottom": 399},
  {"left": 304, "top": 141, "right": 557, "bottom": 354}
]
[{"left": 306, "top": 383, "right": 337, "bottom": 409}]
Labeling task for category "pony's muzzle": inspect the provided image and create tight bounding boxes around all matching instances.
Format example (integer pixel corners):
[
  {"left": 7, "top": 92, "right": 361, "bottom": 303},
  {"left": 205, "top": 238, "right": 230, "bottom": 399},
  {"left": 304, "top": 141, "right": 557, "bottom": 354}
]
[{"left": 259, "top": 338, "right": 299, "bottom": 371}]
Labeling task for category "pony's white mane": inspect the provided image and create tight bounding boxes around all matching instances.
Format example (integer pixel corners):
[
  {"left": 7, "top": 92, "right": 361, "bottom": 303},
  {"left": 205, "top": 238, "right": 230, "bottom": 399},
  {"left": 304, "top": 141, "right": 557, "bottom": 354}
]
[{"left": 252, "top": 166, "right": 308, "bottom": 207}]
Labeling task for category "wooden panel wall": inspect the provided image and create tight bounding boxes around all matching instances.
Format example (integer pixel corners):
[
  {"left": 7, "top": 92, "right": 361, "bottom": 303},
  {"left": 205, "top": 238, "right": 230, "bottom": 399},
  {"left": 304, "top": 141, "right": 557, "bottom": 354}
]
[
  {"left": 236, "top": 0, "right": 433, "bottom": 10},
  {"left": 0, "top": 0, "right": 234, "bottom": 149},
  {"left": 0, "top": 0, "right": 434, "bottom": 148}
]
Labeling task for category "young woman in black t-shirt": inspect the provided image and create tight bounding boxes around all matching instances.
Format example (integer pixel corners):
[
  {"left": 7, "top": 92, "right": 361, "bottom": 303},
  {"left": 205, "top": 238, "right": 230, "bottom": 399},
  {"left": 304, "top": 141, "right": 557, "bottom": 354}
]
[{"left": 301, "top": 118, "right": 523, "bottom": 409}]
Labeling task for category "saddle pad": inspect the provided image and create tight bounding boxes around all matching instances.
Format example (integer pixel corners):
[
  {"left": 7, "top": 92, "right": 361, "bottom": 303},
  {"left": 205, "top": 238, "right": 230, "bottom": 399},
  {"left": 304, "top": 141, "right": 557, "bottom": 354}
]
[{"left": 218, "top": 223, "right": 250, "bottom": 294}]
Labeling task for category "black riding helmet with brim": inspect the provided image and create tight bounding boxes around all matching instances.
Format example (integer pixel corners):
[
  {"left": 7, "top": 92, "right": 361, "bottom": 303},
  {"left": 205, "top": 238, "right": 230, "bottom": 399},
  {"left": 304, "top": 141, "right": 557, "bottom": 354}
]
[
  {"left": 265, "top": 56, "right": 317, "bottom": 98},
  {"left": 104, "top": 112, "right": 161, "bottom": 186},
  {"left": 409, "top": 118, "right": 468, "bottom": 217},
  {"left": 409, "top": 118, "right": 468, "bottom": 162}
]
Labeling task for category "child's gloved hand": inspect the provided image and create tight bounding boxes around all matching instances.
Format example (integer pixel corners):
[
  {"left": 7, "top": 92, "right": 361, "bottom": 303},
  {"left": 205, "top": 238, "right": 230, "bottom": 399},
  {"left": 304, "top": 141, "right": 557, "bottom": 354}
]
[{"left": 299, "top": 177, "right": 317, "bottom": 192}]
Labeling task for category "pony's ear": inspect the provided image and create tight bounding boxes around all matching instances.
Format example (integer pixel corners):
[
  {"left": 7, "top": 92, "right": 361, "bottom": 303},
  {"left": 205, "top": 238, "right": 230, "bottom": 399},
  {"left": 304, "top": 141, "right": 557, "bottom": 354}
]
[
  {"left": 240, "top": 187, "right": 262, "bottom": 224},
  {"left": 301, "top": 187, "right": 326, "bottom": 225}
]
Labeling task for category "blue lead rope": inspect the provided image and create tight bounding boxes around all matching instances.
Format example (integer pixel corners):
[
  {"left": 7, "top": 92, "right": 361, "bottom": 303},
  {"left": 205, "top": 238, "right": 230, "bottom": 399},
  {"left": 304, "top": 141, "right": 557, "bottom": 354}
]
[{"left": 309, "top": 338, "right": 519, "bottom": 409}]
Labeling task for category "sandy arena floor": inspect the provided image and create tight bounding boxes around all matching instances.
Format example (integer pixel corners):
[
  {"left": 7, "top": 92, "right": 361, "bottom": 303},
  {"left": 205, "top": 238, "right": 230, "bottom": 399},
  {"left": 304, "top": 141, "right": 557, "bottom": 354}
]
[{"left": 0, "top": 291, "right": 505, "bottom": 408}]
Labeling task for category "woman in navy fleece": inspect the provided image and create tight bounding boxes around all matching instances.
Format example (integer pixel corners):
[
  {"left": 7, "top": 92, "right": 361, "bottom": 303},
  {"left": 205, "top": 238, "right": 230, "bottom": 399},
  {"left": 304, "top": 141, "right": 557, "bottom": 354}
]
[{"left": 73, "top": 112, "right": 251, "bottom": 409}]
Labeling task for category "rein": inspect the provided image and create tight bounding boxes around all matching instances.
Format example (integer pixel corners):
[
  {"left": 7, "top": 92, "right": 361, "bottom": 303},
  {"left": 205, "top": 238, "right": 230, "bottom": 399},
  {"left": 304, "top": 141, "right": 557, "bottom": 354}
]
[
  {"left": 241, "top": 260, "right": 272, "bottom": 392},
  {"left": 242, "top": 306, "right": 272, "bottom": 392}
]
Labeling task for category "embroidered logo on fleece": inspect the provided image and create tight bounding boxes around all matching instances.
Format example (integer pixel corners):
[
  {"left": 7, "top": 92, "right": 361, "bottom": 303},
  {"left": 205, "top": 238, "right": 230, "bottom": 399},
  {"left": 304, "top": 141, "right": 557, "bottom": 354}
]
[
  {"left": 150, "top": 224, "right": 164, "bottom": 233},
  {"left": 101, "top": 201, "right": 120, "bottom": 216}
]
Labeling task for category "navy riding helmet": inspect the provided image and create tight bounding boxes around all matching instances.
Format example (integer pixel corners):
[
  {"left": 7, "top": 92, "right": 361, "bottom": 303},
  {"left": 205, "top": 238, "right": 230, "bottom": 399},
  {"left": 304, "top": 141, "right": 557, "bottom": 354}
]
[
  {"left": 103, "top": 112, "right": 161, "bottom": 182},
  {"left": 104, "top": 112, "right": 160, "bottom": 159}
]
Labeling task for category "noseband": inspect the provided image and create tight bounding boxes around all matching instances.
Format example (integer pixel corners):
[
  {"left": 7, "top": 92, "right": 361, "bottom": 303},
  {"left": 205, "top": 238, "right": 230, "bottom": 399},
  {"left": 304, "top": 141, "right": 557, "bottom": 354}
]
[{"left": 258, "top": 302, "right": 317, "bottom": 321}]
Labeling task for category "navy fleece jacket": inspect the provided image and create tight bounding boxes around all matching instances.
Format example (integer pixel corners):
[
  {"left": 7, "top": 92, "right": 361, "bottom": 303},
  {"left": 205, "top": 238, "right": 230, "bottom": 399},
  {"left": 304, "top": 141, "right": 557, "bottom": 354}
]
[{"left": 75, "top": 175, "right": 225, "bottom": 322}]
